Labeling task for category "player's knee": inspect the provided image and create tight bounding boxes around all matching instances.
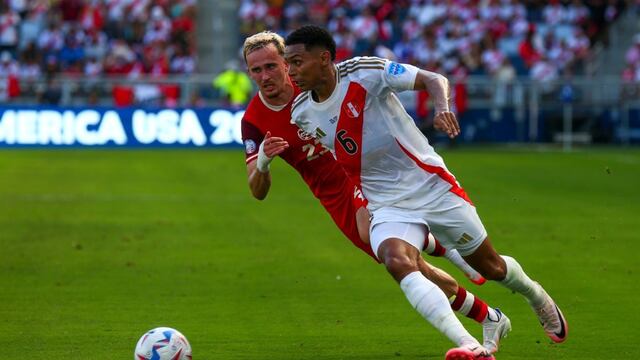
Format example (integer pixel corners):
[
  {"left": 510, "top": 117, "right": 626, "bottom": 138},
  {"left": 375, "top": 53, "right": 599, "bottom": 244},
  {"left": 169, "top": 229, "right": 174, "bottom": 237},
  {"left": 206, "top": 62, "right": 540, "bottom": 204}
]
[{"left": 383, "top": 252, "right": 418, "bottom": 281}]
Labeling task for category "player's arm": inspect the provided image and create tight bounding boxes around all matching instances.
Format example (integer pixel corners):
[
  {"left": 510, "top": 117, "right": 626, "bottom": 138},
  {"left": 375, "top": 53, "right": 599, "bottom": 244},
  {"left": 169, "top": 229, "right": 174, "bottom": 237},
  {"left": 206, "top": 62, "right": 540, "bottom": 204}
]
[
  {"left": 242, "top": 119, "right": 288, "bottom": 200},
  {"left": 370, "top": 58, "right": 460, "bottom": 138},
  {"left": 246, "top": 131, "right": 289, "bottom": 200},
  {"left": 247, "top": 159, "right": 271, "bottom": 200},
  {"left": 413, "top": 70, "right": 460, "bottom": 139}
]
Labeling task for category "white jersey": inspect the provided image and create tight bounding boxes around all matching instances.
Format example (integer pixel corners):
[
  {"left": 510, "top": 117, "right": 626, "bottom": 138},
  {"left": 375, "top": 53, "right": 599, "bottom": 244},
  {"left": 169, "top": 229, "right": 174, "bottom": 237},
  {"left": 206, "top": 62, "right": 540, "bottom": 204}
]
[{"left": 291, "top": 57, "right": 470, "bottom": 212}]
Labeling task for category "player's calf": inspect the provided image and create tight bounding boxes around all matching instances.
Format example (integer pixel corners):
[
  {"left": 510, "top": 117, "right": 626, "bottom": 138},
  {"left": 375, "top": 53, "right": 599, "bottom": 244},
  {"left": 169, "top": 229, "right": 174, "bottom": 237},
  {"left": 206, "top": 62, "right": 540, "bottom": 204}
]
[{"left": 461, "top": 239, "right": 507, "bottom": 281}]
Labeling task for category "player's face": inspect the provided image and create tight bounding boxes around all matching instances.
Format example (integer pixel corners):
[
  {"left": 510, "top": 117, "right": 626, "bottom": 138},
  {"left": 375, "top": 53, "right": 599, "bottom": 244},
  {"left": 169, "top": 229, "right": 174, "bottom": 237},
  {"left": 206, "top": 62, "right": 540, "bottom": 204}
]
[
  {"left": 284, "top": 44, "right": 326, "bottom": 91},
  {"left": 246, "top": 44, "right": 289, "bottom": 99}
]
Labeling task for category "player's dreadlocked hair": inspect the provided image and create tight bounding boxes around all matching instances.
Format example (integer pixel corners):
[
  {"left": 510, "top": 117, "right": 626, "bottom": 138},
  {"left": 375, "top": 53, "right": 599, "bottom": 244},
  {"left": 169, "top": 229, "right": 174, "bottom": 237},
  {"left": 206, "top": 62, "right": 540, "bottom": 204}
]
[{"left": 285, "top": 25, "right": 336, "bottom": 61}]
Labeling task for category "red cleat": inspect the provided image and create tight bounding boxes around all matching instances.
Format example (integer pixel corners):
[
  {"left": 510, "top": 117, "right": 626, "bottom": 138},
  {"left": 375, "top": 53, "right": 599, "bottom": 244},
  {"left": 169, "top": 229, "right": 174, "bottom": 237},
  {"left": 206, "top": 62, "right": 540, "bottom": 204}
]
[
  {"left": 445, "top": 344, "right": 495, "bottom": 360},
  {"left": 468, "top": 274, "right": 487, "bottom": 286}
]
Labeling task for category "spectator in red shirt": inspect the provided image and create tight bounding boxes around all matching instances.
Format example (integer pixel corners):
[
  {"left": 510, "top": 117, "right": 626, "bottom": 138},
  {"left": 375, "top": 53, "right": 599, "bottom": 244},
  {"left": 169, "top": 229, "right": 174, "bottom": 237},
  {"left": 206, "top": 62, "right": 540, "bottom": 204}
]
[{"left": 519, "top": 28, "right": 541, "bottom": 69}]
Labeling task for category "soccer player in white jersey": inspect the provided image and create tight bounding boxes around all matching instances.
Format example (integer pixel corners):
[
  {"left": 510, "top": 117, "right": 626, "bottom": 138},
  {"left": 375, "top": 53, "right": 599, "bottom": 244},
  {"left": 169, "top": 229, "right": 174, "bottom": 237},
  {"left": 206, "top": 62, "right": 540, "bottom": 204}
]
[
  {"left": 284, "top": 25, "right": 568, "bottom": 360},
  {"left": 242, "top": 31, "right": 512, "bottom": 357}
]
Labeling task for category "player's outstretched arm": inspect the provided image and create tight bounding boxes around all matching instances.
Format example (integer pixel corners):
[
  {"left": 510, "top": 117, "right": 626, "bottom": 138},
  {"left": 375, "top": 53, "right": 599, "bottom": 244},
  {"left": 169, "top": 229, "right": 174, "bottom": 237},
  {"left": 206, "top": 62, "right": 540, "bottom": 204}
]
[
  {"left": 247, "top": 131, "right": 289, "bottom": 200},
  {"left": 413, "top": 70, "right": 460, "bottom": 139}
]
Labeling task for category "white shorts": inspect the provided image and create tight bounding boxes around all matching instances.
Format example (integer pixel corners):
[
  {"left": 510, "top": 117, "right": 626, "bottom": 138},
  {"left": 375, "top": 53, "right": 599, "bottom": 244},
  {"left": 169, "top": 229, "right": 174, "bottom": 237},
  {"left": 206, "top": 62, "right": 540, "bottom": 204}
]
[
  {"left": 370, "top": 222, "right": 428, "bottom": 260},
  {"left": 370, "top": 191, "right": 487, "bottom": 257}
]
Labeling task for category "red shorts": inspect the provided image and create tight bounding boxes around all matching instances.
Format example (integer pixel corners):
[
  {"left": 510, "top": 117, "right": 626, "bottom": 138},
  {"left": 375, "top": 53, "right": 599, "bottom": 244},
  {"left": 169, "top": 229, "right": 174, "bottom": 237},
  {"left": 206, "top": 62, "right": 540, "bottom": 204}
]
[{"left": 319, "top": 182, "right": 379, "bottom": 262}]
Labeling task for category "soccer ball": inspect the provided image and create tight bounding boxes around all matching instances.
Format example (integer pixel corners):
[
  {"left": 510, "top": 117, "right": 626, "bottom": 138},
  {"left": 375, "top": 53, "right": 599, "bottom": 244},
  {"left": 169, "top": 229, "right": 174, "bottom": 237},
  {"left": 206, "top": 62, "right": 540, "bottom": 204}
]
[{"left": 134, "top": 327, "right": 192, "bottom": 360}]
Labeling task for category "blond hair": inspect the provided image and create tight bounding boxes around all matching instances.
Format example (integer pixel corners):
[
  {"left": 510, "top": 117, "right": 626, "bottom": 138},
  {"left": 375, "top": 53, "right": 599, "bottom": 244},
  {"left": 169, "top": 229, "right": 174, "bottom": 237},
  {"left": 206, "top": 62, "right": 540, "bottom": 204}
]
[{"left": 242, "top": 31, "right": 285, "bottom": 62}]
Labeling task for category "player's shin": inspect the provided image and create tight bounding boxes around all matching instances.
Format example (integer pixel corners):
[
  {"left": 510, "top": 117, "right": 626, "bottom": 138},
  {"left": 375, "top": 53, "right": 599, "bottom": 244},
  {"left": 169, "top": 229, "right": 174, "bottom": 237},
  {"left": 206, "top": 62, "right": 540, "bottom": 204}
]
[
  {"left": 400, "top": 271, "right": 479, "bottom": 347},
  {"left": 498, "top": 255, "right": 545, "bottom": 306}
]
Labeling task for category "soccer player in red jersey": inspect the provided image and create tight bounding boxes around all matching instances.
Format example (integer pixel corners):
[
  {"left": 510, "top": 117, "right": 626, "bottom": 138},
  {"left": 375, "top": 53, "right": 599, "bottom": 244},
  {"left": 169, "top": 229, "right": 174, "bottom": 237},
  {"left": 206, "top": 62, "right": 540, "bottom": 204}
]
[{"left": 240, "top": 31, "right": 506, "bottom": 354}]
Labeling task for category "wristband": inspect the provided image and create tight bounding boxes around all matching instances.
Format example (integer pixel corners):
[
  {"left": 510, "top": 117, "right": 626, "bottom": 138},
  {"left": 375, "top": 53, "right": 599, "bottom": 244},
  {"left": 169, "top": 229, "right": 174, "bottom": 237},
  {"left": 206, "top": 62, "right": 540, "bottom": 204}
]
[{"left": 256, "top": 140, "right": 273, "bottom": 173}]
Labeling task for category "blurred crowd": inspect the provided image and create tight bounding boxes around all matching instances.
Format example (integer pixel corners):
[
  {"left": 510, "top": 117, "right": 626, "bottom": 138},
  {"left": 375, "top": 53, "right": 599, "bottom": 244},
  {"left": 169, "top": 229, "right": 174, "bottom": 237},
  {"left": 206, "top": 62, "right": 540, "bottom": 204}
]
[
  {"left": 0, "top": 0, "right": 196, "bottom": 103},
  {"left": 238, "top": 0, "right": 627, "bottom": 86},
  {"left": 623, "top": 32, "right": 640, "bottom": 97}
]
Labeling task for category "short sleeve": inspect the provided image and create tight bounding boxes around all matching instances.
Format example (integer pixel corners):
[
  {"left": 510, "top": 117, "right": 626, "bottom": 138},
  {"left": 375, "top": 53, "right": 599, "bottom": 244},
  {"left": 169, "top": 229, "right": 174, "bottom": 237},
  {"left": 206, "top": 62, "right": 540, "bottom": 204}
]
[
  {"left": 341, "top": 57, "right": 419, "bottom": 97},
  {"left": 241, "top": 119, "right": 264, "bottom": 164},
  {"left": 381, "top": 60, "right": 420, "bottom": 93}
]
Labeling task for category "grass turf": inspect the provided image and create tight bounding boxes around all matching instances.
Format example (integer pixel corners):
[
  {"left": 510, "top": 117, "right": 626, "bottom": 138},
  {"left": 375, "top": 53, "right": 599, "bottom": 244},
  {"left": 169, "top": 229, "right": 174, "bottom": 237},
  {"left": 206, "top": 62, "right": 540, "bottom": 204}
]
[{"left": 1, "top": 147, "right": 638, "bottom": 359}]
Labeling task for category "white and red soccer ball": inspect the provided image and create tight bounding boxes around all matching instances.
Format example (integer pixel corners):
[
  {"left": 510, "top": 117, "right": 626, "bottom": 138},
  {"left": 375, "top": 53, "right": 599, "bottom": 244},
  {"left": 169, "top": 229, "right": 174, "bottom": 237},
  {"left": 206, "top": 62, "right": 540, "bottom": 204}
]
[{"left": 134, "top": 327, "right": 192, "bottom": 360}]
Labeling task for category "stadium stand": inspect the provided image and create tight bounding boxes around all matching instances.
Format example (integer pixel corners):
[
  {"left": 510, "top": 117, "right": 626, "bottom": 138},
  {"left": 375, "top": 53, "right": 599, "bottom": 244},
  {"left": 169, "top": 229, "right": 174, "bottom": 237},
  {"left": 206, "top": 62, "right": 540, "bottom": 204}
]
[
  {"left": 0, "top": 0, "right": 196, "bottom": 104},
  {"left": 234, "top": 0, "right": 635, "bottom": 145},
  {"left": 237, "top": 0, "right": 627, "bottom": 81},
  {"left": 622, "top": 32, "right": 640, "bottom": 97},
  {"left": 0, "top": 0, "right": 631, "bottom": 110}
]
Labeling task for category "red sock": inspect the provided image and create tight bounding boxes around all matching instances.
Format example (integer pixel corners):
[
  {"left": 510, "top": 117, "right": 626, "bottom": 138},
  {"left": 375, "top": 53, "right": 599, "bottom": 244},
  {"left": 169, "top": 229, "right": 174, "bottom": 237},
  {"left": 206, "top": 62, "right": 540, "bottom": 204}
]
[
  {"left": 424, "top": 233, "right": 447, "bottom": 257},
  {"left": 449, "top": 286, "right": 491, "bottom": 323}
]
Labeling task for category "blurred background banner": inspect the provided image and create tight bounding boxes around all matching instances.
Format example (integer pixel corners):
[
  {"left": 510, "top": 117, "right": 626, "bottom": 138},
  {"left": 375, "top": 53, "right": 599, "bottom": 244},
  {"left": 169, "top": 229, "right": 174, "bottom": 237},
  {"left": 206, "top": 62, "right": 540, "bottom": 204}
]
[
  {"left": 0, "top": 106, "right": 244, "bottom": 147},
  {"left": 1, "top": 99, "right": 637, "bottom": 147}
]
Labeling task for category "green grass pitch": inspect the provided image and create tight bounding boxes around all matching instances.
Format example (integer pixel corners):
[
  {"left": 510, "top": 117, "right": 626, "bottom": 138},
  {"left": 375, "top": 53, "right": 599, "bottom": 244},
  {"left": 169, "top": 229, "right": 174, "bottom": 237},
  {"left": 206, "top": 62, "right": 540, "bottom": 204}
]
[{"left": 1, "top": 147, "right": 638, "bottom": 359}]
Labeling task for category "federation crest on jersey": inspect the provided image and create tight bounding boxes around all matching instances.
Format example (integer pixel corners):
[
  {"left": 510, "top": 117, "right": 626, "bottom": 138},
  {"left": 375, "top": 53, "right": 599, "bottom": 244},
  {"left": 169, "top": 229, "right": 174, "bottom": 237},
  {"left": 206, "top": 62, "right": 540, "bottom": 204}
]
[
  {"left": 244, "top": 139, "right": 256, "bottom": 154},
  {"left": 297, "top": 128, "right": 314, "bottom": 141},
  {"left": 388, "top": 62, "right": 406, "bottom": 76},
  {"left": 344, "top": 101, "right": 360, "bottom": 118}
]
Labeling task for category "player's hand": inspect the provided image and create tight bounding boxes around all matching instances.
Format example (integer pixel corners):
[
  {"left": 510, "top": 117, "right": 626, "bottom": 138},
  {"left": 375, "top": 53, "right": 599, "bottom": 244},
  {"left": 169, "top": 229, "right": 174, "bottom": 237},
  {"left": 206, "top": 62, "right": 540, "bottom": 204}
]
[
  {"left": 262, "top": 131, "right": 289, "bottom": 158},
  {"left": 256, "top": 131, "right": 289, "bottom": 173},
  {"left": 434, "top": 111, "right": 460, "bottom": 139}
]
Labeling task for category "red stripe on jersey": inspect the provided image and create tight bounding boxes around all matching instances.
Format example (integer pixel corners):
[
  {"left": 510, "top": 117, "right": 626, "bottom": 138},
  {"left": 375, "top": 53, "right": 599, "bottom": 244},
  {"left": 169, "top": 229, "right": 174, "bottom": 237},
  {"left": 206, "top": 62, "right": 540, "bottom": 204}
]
[
  {"left": 334, "top": 82, "right": 367, "bottom": 190},
  {"left": 395, "top": 139, "right": 473, "bottom": 205}
]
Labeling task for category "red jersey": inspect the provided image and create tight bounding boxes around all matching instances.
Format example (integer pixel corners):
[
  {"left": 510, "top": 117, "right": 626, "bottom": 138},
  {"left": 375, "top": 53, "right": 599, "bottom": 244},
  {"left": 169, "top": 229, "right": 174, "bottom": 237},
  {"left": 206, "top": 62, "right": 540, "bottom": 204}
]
[{"left": 241, "top": 88, "right": 377, "bottom": 261}]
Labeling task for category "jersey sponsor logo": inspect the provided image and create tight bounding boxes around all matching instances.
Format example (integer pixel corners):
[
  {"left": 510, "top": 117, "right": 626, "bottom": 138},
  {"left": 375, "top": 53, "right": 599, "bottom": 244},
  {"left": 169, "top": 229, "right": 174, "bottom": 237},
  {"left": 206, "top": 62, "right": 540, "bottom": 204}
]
[
  {"left": 297, "top": 128, "right": 314, "bottom": 141},
  {"left": 329, "top": 115, "right": 338, "bottom": 124},
  {"left": 388, "top": 62, "right": 406, "bottom": 76},
  {"left": 315, "top": 127, "right": 326, "bottom": 139},
  {"left": 344, "top": 101, "right": 360, "bottom": 118},
  {"left": 244, "top": 139, "right": 256, "bottom": 154}
]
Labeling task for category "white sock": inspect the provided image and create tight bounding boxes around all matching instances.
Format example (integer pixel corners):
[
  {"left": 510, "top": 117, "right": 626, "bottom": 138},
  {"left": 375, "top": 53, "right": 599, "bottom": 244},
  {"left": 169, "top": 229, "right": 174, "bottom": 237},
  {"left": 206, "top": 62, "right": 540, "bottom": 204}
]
[
  {"left": 499, "top": 255, "right": 545, "bottom": 306},
  {"left": 400, "top": 271, "right": 478, "bottom": 346},
  {"left": 444, "top": 249, "right": 484, "bottom": 281}
]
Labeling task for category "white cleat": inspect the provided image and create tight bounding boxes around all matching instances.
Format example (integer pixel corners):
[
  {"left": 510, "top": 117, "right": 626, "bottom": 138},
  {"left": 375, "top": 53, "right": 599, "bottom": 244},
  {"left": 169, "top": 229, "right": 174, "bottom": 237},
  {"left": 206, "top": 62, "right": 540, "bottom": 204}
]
[
  {"left": 482, "top": 308, "right": 511, "bottom": 353},
  {"left": 532, "top": 283, "right": 568, "bottom": 343},
  {"left": 445, "top": 343, "right": 495, "bottom": 360}
]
